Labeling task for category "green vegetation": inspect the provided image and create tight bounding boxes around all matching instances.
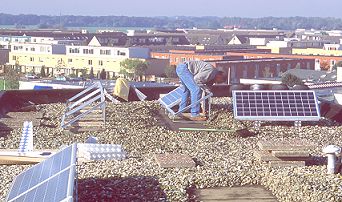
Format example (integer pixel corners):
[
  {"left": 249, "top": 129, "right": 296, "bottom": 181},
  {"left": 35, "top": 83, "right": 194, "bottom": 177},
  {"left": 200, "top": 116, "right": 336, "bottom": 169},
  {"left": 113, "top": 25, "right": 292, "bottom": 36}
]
[
  {"left": 0, "top": 66, "right": 20, "bottom": 90},
  {"left": 120, "top": 59, "right": 148, "bottom": 81},
  {"left": 1, "top": 14, "right": 342, "bottom": 30},
  {"left": 0, "top": 79, "right": 19, "bottom": 90},
  {"left": 281, "top": 73, "right": 304, "bottom": 87},
  {"left": 164, "top": 65, "right": 177, "bottom": 78}
]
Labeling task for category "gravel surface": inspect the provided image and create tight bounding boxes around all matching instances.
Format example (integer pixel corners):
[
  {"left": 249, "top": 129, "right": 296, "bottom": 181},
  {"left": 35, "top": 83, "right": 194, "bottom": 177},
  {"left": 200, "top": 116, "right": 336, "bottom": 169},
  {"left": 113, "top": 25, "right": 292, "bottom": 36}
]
[{"left": 1, "top": 98, "right": 342, "bottom": 201}]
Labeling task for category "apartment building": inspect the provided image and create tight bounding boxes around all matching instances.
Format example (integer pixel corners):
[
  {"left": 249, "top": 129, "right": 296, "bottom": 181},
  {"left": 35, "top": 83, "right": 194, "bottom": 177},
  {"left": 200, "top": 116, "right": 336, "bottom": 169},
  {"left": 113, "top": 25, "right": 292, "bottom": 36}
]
[
  {"left": 8, "top": 41, "right": 153, "bottom": 77},
  {"left": 225, "top": 52, "right": 342, "bottom": 71},
  {"left": 211, "top": 58, "right": 315, "bottom": 83}
]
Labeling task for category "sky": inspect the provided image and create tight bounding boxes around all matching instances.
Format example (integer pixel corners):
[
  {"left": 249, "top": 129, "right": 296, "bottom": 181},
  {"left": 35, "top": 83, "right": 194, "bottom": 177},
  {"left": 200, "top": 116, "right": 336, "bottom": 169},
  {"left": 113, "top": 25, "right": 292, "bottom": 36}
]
[{"left": 0, "top": 0, "right": 341, "bottom": 18}]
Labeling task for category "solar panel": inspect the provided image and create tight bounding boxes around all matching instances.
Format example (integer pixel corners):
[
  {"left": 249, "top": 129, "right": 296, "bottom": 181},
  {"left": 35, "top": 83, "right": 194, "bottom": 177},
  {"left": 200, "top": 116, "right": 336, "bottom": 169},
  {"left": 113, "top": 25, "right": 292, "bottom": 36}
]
[
  {"left": 158, "top": 86, "right": 185, "bottom": 115},
  {"left": 158, "top": 86, "right": 213, "bottom": 118},
  {"left": 18, "top": 121, "right": 33, "bottom": 154},
  {"left": 7, "top": 144, "right": 77, "bottom": 202},
  {"left": 233, "top": 90, "right": 320, "bottom": 121}
]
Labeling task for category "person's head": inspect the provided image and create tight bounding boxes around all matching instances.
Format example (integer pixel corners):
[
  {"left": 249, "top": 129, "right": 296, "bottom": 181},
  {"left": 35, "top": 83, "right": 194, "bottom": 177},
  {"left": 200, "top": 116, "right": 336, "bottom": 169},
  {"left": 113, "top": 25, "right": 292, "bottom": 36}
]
[{"left": 213, "top": 71, "right": 226, "bottom": 84}]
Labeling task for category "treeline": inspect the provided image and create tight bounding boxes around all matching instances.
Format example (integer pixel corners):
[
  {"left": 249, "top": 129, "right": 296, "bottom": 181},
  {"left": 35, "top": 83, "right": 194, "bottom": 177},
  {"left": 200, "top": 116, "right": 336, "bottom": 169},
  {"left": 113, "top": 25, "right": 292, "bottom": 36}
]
[{"left": 0, "top": 13, "right": 342, "bottom": 30}]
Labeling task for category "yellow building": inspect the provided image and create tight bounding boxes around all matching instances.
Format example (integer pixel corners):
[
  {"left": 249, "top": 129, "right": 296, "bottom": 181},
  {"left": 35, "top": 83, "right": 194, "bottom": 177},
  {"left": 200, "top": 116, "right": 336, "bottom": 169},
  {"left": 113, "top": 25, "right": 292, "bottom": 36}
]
[
  {"left": 8, "top": 42, "right": 151, "bottom": 77},
  {"left": 292, "top": 48, "right": 342, "bottom": 57}
]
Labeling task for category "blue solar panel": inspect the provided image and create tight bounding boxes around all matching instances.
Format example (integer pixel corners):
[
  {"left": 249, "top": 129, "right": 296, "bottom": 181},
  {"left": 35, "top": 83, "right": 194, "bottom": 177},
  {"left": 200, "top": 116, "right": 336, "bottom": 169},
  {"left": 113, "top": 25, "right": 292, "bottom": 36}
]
[
  {"left": 7, "top": 144, "right": 77, "bottom": 202},
  {"left": 159, "top": 86, "right": 184, "bottom": 108},
  {"left": 233, "top": 90, "right": 320, "bottom": 121}
]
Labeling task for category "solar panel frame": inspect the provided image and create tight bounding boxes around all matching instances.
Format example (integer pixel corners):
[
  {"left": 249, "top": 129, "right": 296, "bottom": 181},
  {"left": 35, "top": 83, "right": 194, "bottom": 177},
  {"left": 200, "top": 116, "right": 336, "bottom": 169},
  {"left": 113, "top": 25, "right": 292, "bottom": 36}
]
[
  {"left": 6, "top": 144, "right": 77, "bottom": 202},
  {"left": 158, "top": 86, "right": 185, "bottom": 115},
  {"left": 232, "top": 90, "right": 321, "bottom": 121}
]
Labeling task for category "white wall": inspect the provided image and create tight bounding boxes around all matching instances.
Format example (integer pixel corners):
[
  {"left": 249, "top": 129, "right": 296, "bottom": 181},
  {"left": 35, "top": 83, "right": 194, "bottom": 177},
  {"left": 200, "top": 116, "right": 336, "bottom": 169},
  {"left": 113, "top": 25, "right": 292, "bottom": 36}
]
[
  {"left": 337, "top": 66, "right": 342, "bottom": 82},
  {"left": 249, "top": 38, "right": 266, "bottom": 46},
  {"left": 266, "top": 41, "right": 288, "bottom": 48}
]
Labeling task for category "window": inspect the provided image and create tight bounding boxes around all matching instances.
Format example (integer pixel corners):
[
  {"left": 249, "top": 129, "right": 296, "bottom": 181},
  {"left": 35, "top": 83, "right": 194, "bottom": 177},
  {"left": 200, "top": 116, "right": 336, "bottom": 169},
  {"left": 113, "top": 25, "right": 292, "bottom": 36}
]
[
  {"left": 12, "top": 56, "right": 16, "bottom": 60},
  {"left": 39, "top": 57, "right": 44, "bottom": 62},
  {"left": 99, "top": 60, "right": 103, "bottom": 66},
  {"left": 30, "top": 57, "right": 34, "bottom": 62},
  {"left": 83, "top": 49, "right": 94, "bottom": 54},
  {"left": 117, "top": 51, "right": 126, "bottom": 56},
  {"left": 68, "top": 58, "right": 73, "bottom": 63},
  {"left": 181, "top": 57, "right": 186, "bottom": 62},
  {"left": 31, "top": 47, "right": 35, "bottom": 51},
  {"left": 100, "top": 49, "right": 111, "bottom": 55},
  {"left": 88, "top": 60, "right": 92, "bottom": 65},
  {"left": 69, "top": 48, "right": 80, "bottom": 53}
]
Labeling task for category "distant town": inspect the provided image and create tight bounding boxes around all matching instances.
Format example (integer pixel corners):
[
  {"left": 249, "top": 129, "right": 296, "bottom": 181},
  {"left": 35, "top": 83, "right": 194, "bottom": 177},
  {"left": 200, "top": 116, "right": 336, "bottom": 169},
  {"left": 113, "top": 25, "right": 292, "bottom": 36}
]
[{"left": 0, "top": 25, "right": 342, "bottom": 91}]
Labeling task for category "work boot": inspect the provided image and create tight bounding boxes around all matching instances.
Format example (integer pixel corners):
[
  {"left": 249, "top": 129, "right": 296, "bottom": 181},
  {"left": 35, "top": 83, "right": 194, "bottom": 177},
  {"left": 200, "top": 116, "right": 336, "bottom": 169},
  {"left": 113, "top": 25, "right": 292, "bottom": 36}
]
[{"left": 189, "top": 115, "right": 207, "bottom": 121}]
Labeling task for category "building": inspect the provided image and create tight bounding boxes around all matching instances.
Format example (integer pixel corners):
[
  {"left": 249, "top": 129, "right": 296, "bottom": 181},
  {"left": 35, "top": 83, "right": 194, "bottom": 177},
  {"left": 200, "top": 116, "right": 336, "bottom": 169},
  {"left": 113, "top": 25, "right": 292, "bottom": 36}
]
[
  {"left": 151, "top": 47, "right": 270, "bottom": 66},
  {"left": 226, "top": 52, "right": 342, "bottom": 71},
  {"left": 211, "top": 58, "right": 315, "bottom": 83},
  {"left": 8, "top": 41, "right": 161, "bottom": 77}
]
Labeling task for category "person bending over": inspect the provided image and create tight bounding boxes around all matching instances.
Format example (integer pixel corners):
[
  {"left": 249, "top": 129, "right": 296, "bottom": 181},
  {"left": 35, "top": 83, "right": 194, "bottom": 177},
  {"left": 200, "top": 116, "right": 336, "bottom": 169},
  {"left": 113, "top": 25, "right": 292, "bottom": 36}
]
[{"left": 176, "top": 60, "right": 225, "bottom": 121}]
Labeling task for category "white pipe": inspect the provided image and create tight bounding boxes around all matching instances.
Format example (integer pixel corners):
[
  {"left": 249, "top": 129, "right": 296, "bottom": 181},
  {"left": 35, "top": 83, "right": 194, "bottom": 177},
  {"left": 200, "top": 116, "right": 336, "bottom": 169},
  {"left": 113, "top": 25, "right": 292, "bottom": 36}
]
[
  {"left": 327, "top": 154, "right": 337, "bottom": 174},
  {"left": 323, "top": 145, "right": 341, "bottom": 174}
]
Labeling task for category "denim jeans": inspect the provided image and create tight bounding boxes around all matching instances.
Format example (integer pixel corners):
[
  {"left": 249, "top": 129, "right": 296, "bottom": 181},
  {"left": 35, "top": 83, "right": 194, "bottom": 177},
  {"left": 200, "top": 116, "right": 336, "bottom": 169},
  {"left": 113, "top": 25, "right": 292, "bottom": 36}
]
[{"left": 176, "top": 63, "right": 202, "bottom": 117}]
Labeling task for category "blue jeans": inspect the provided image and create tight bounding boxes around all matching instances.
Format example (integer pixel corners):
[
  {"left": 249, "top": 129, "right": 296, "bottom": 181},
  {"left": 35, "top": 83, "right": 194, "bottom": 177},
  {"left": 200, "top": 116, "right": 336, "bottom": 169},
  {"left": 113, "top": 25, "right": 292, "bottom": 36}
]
[{"left": 176, "top": 63, "right": 202, "bottom": 117}]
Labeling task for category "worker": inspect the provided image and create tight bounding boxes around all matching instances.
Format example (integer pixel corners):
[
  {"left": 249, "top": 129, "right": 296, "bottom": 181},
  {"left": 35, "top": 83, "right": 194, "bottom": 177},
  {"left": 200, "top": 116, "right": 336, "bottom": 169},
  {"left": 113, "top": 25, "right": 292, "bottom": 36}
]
[{"left": 176, "top": 60, "right": 226, "bottom": 121}]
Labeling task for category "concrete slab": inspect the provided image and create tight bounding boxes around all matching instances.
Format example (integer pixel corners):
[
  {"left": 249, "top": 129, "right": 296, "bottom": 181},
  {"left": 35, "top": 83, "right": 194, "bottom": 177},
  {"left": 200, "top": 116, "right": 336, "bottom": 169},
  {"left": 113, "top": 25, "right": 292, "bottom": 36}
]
[
  {"left": 154, "top": 153, "right": 196, "bottom": 168},
  {"left": 254, "top": 150, "right": 280, "bottom": 162},
  {"left": 156, "top": 109, "right": 207, "bottom": 131},
  {"left": 272, "top": 150, "right": 311, "bottom": 158},
  {"left": 254, "top": 150, "right": 311, "bottom": 162},
  {"left": 257, "top": 140, "right": 316, "bottom": 151},
  {"left": 196, "top": 186, "right": 277, "bottom": 202},
  {"left": 269, "top": 161, "right": 306, "bottom": 168}
]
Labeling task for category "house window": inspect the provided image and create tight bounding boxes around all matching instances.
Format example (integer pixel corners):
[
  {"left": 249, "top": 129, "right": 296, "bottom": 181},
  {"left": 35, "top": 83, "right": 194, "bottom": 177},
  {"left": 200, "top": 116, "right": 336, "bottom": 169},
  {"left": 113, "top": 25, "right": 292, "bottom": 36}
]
[
  {"left": 83, "top": 49, "right": 94, "bottom": 54},
  {"left": 68, "top": 58, "right": 73, "bottom": 63},
  {"left": 14, "top": 46, "right": 19, "bottom": 50},
  {"left": 39, "top": 57, "right": 44, "bottom": 62},
  {"left": 30, "top": 57, "right": 34, "bottom": 62},
  {"left": 99, "top": 60, "right": 103, "bottom": 66},
  {"left": 181, "top": 57, "right": 186, "bottom": 62},
  {"left": 117, "top": 51, "right": 126, "bottom": 56},
  {"left": 69, "top": 48, "right": 80, "bottom": 53},
  {"left": 88, "top": 60, "right": 92, "bottom": 65},
  {"left": 12, "top": 56, "right": 16, "bottom": 60},
  {"left": 31, "top": 47, "right": 35, "bottom": 51},
  {"left": 100, "top": 50, "right": 111, "bottom": 55}
]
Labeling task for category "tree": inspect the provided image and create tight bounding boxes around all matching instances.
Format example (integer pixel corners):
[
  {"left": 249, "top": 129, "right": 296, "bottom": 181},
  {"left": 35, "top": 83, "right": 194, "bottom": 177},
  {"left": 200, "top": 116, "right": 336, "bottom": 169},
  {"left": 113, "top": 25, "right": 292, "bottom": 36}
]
[
  {"left": 3, "top": 66, "right": 20, "bottom": 90},
  {"left": 80, "top": 67, "right": 88, "bottom": 78},
  {"left": 89, "top": 67, "right": 95, "bottom": 79},
  {"left": 100, "top": 69, "right": 106, "bottom": 80},
  {"left": 40, "top": 65, "right": 46, "bottom": 77},
  {"left": 164, "top": 65, "right": 177, "bottom": 78},
  {"left": 120, "top": 59, "right": 148, "bottom": 81},
  {"left": 320, "top": 60, "right": 330, "bottom": 71},
  {"left": 281, "top": 73, "right": 304, "bottom": 87}
]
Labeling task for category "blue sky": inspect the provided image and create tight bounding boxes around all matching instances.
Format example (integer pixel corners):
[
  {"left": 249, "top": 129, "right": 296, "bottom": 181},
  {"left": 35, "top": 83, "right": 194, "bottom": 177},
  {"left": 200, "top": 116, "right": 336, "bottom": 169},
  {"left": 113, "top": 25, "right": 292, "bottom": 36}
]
[{"left": 0, "top": 0, "right": 341, "bottom": 18}]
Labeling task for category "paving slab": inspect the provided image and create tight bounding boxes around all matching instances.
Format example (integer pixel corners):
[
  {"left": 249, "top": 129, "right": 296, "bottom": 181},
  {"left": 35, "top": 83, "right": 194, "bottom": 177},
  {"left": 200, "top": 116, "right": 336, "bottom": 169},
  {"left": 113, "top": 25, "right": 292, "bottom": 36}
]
[
  {"left": 196, "top": 186, "right": 277, "bottom": 202},
  {"left": 269, "top": 160, "right": 306, "bottom": 168},
  {"left": 255, "top": 150, "right": 311, "bottom": 162},
  {"left": 154, "top": 153, "right": 196, "bottom": 168},
  {"left": 257, "top": 140, "right": 316, "bottom": 151},
  {"left": 272, "top": 150, "right": 311, "bottom": 158},
  {"left": 156, "top": 109, "right": 206, "bottom": 131},
  {"left": 254, "top": 150, "right": 280, "bottom": 162}
]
